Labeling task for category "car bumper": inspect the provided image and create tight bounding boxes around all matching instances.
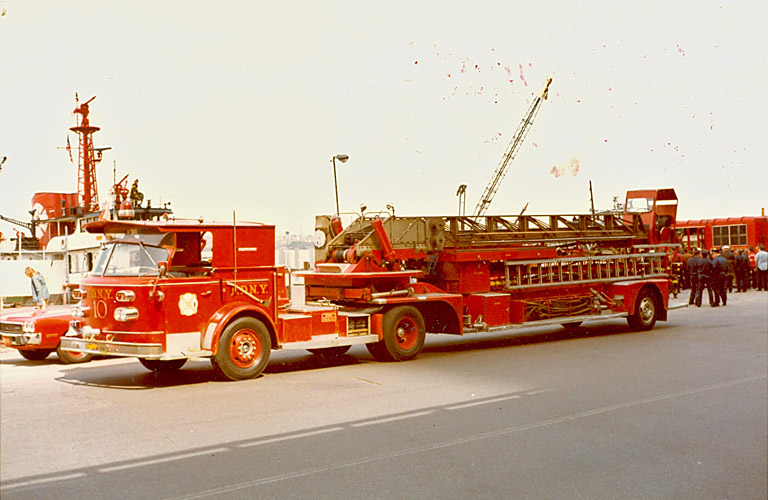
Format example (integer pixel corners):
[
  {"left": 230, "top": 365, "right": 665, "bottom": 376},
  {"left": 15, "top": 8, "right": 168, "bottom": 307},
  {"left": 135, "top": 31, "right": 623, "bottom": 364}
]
[{"left": 2, "top": 332, "right": 42, "bottom": 346}]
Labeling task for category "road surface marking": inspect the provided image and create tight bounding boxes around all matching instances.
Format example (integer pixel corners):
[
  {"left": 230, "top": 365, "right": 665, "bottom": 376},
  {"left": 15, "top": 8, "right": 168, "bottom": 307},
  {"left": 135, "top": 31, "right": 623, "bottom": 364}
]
[
  {"left": 237, "top": 426, "right": 345, "bottom": 447},
  {"left": 164, "top": 374, "right": 766, "bottom": 500},
  {"left": 98, "top": 447, "right": 228, "bottom": 473},
  {"left": 446, "top": 394, "right": 520, "bottom": 410}
]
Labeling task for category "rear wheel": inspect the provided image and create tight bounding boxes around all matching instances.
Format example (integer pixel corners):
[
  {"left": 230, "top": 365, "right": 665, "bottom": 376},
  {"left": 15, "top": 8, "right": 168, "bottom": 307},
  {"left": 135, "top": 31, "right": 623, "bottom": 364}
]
[
  {"left": 214, "top": 317, "right": 271, "bottom": 380},
  {"left": 627, "top": 288, "right": 658, "bottom": 331},
  {"left": 366, "top": 306, "right": 425, "bottom": 362},
  {"left": 139, "top": 358, "right": 187, "bottom": 373},
  {"left": 56, "top": 342, "right": 93, "bottom": 364},
  {"left": 19, "top": 349, "right": 53, "bottom": 361}
]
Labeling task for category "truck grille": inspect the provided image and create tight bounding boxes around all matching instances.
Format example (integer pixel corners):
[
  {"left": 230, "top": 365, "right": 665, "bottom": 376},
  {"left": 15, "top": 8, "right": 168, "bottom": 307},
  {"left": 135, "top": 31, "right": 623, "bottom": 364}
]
[{"left": 0, "top": 322, "right": 23, "bottom": 334}]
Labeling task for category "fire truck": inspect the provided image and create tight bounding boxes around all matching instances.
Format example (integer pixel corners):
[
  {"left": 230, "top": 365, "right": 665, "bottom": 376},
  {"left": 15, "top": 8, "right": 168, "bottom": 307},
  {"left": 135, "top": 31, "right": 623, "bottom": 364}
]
[{"left": 61, "top": 188, "right": 677, "bottom": 380}]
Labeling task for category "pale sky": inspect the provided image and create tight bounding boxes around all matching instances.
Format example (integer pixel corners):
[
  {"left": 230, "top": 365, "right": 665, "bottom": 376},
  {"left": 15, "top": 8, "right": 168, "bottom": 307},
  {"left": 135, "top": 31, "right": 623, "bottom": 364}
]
[{"left": 1, "top": 0, "right": 766, "bottom": 237}]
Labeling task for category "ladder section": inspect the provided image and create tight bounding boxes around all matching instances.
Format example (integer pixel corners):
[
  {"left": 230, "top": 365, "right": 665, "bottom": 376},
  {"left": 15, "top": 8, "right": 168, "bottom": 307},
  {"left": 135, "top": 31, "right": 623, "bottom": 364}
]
[
  {"left": 504, "top": 251, "right": 667, "bottom": 290},
  {"left": 447, "top": 212, "right": 647, "bottom": 249}
]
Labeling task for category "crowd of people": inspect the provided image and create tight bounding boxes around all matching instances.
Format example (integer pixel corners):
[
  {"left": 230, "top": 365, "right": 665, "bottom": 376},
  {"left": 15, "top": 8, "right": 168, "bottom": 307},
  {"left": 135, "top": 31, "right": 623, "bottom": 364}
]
[{"left": 671, "top": 244, "right": 768, "bottom": 308}]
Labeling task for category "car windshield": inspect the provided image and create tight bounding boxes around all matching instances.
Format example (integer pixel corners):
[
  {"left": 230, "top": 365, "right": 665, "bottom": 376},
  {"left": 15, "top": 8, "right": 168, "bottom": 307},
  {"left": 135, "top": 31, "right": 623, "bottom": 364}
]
[{"left": 92, "top": 241, "right": 169, "bottom": 276}]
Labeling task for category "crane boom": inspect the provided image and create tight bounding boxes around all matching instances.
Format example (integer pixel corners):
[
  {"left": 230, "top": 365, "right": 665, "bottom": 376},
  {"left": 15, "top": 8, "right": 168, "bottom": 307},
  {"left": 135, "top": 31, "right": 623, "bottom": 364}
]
[{"left": 473, "top": 77, "right": 552, "bottom": 217}]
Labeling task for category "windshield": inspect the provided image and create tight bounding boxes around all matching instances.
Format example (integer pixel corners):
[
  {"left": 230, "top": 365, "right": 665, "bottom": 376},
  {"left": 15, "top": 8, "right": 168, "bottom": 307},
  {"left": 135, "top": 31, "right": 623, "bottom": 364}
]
[
  {"left": 625, "top": 197, "right": 654, "bottom": 214},
  {"left": 92, "top": 242, "right": 170, "bottom": 276}
]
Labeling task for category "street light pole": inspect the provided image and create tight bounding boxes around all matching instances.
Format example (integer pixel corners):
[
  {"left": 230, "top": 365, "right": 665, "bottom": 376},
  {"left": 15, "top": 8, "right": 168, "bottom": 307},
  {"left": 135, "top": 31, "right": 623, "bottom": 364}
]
[{"left": 331, "top": 154, "right": 349, "bottom": 216}]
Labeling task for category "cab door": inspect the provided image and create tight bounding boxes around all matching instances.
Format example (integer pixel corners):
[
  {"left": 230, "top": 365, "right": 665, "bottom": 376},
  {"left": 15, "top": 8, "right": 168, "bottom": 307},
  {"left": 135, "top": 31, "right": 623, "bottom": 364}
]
[{"left": 159, "top": 279, "right": 221, "bottom": 354}]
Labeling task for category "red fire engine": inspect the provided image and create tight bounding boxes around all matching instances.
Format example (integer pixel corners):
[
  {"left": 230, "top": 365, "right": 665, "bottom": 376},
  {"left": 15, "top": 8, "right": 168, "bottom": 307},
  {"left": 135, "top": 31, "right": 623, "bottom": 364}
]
[
  {"left": 675, "top": 215, "right": 768, "bottom": 251},
  {"left": 61, "top": 188, "right": 677, "bottom": 380}
]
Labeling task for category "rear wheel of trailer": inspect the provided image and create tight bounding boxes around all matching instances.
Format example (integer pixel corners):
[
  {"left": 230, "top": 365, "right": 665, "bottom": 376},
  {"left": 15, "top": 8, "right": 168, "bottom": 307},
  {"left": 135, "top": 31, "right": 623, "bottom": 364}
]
[{"left": 367, "top": 306, "right": 426, "bottom": 362}]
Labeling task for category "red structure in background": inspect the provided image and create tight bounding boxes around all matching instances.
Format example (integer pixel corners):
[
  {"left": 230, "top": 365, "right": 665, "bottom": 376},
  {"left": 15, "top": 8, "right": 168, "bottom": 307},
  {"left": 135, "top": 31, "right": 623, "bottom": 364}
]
[
  {"left": 71, "top": 95, "right": 108, "bottom": 213},
  {"left": 676, "top": 216, "right": 768, "bottom": 251}
]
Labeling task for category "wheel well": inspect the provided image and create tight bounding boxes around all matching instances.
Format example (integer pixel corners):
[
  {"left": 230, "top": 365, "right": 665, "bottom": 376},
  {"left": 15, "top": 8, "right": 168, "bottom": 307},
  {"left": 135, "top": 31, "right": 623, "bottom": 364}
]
[
  {"left": 411, "top": 301, "right": 462, "bottom": 334},
  {"left": 226, "top": 311, "right": 278, "bottom": 349},
  {"left": 639, "top": 284, "right": 667, "bottom": 321}
]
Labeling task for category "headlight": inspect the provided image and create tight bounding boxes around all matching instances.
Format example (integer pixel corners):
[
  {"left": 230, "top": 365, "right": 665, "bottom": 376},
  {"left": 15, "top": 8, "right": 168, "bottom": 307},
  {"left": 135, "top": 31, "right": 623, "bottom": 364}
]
[
  {"left": 114, "top": 307, "right": 139, "bottom": 322},
  {"left": 22, "top": 321, "right": 36, "bottom": 333}
]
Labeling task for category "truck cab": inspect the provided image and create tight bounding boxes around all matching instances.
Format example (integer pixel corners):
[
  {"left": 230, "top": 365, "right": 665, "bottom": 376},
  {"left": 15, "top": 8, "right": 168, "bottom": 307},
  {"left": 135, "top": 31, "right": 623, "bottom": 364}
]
[{"left": 61, "top": 219, "right": 372, "bottom": 380}]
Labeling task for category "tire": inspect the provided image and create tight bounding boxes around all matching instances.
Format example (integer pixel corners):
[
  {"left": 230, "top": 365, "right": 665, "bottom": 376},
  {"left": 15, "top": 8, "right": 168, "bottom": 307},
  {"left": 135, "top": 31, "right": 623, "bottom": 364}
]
[
  {"left": 56, "top": 342, "right": 93, "bottom": 364},
  {"left": 19, "top": 349, "right": 53, "bottom": 361},
  {"left": 308, "top": 345, "right": 351, "bottom": 359},
  {"left": 214, "top": 317, "right": 271, "bottom": 380},
  {"left": 366, "top": 306, "right": 425, "bottom": 362},
  {"left": 138, "top": 358, "right": 187, "bottom": 373},
  {"left": 627, "top": 288, "right": 658, "bottom": 331}
]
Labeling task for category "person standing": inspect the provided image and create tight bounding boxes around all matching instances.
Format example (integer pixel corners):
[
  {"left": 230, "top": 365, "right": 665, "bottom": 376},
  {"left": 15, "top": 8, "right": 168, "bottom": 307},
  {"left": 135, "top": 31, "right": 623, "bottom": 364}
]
[
  {"left": 687, "top": 248, "right": 702, "bottom": 306},
  {"left": 711, "top": 248, "right": 728, "bottom": 306},
  {"left": 735, "top": 249, "right": 750, "bottom": 293},
  {"left": 25, "top": 266, "right": 50, "bottom": 312},
  {"left": 695, "top": 250, "right": 714, "bottom": 307},
  {"left": 682, "top": 247, "right": 693, "bottom": 289},
  {"left": 721, "top": 245, "right": 736, "bottom": 293},
  {"left": 756, "top": 244, "right": 768, "bottom": 291},
  {"left": 748, "top": 245, "right": 757, "bottom": 289}
]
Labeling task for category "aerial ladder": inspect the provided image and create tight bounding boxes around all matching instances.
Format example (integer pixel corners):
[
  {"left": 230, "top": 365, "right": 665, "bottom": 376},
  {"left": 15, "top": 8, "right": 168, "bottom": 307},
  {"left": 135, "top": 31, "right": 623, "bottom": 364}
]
[{"left": 472, "top": 77, "right": 552, "bottom": 217}]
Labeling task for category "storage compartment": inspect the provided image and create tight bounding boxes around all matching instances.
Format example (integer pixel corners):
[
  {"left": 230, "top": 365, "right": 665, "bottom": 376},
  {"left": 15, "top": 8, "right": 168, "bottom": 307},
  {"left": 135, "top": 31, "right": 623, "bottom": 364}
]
[{"left": 466, "top": 293, "right": 510, "bottom": 327}]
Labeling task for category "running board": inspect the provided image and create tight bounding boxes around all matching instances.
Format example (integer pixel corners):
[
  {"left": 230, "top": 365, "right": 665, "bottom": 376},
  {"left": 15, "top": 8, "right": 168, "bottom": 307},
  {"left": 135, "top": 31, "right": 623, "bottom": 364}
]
[
  {"left": 278, "top": 334, "right": 380, "bottom": 350},
  {"left": 460, "top": 312, "right": 629, "bottom": 334}
]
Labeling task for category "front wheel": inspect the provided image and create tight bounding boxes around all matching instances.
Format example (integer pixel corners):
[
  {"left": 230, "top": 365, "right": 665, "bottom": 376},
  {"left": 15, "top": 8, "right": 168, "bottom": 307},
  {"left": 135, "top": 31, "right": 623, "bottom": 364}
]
[
  {"left": 214, "top": 317, "right": 271, "bottom": 380},
  {"left": 56, "top": 342, "right": 93, "bottom": 364},
  {"left": 139, "top": 358, "right": 187, "bottom": 373},
  {"left": 367, "top": 306, "right": 425, "bottom": 362},
  {"left": 627, "top": 288, "right": 658, "bottom": 331}
]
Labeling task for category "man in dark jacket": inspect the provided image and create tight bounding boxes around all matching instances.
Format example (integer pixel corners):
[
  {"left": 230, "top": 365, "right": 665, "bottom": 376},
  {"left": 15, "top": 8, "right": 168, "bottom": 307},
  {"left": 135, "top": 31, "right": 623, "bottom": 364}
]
[
  {"left": 687, "top": 249, "right": 701, "bottom": 306},
  {"left": 735, "top": 249, "right": 750, "bottom": 292},
  {"left": 695, "top": 250, "right": 714, "bottom": 307},
  {"left": 721, "top": 245, "right": 736, "bottom": 293},
  {"left": 711, "top": 248, "right": 729, "bottom": 306}
]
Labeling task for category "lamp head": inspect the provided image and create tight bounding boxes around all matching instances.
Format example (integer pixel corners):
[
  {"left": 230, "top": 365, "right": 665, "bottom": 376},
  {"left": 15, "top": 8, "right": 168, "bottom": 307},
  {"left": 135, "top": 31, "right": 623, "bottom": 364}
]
[{"left": 334, "top": 154, "right": 349, "bottom": 163}]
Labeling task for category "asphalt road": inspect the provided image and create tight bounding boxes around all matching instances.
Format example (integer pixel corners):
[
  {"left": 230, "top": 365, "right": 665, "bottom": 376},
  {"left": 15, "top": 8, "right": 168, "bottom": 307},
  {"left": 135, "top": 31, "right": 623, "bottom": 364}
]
[{"left": 1, "top": 292, "right": 766, "bottom": 499}]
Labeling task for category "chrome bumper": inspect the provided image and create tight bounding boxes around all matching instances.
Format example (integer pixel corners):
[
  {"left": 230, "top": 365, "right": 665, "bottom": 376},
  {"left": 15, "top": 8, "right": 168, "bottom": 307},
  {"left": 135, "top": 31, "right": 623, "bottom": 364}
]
[
  {"left": 1, "top": 332, "right": 42, "bottom": 346},
  {"left": 60, "top": 336, "right": 163, "bottom": 358}
]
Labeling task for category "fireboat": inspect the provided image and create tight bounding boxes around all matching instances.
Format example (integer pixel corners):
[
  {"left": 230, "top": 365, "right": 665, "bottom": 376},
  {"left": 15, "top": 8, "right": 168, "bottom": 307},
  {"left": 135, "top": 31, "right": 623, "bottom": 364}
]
[{"left": 0, "top": 95, "right": 172, "bottom": 307}]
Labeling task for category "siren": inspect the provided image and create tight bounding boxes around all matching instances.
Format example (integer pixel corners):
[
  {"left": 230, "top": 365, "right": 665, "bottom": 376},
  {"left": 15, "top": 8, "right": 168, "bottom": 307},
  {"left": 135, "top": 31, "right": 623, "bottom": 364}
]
[{"left": 118, "top": 199, "right": 135, "bottom": 219}]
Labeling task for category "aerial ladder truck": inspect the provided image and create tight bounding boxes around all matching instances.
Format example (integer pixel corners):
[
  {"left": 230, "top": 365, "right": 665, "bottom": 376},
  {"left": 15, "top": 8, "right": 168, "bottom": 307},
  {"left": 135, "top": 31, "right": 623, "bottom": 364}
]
[
  {"left": 61, "top": 78, "right": 679, "bottom": 381},
  {"left": 61, "top": 189, "right": 676, "bottom": 381}
]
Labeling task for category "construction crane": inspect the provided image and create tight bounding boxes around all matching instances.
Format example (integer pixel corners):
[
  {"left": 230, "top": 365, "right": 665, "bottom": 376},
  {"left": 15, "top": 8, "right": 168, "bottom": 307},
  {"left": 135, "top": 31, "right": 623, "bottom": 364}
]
[{"left": 472, "top": 77, "right": 552, "bottom": 217}]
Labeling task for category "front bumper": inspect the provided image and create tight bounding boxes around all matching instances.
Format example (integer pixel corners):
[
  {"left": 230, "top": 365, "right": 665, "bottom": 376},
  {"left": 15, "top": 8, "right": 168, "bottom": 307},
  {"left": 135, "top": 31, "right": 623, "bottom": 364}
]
[
  {"left": 60, "top": 336, "right": 163, "bottom": 358},
  {"left": 63, "top": 321, "right": 163, "bottom": 358}
]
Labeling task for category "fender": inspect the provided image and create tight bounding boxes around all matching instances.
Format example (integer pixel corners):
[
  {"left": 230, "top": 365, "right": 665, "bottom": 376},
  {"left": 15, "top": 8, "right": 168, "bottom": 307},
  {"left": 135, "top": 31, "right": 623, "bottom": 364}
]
[
  {"left": 608, "top": 279, "right": 669, "bottom": 321},
  {"left": 202, "top": 301, "right": 277, "bottom": 353}
]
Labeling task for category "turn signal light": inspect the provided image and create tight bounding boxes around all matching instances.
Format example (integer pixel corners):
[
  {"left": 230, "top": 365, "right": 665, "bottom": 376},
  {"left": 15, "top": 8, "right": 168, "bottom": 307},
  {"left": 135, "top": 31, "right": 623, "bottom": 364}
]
[{"left": 115, "top": 290, "right": 136, "bottom": 302}]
